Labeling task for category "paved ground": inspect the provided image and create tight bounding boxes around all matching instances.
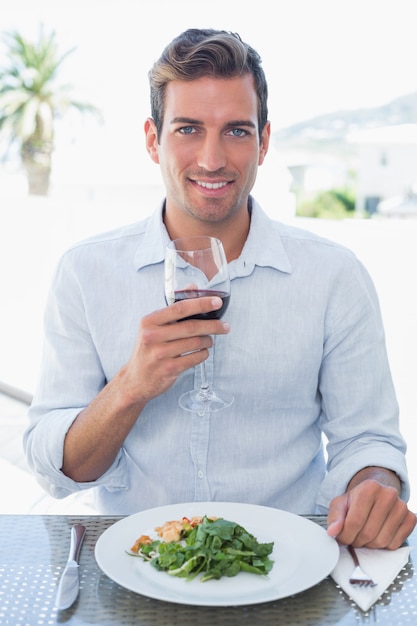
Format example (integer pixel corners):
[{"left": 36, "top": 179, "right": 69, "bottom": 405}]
[{"left": 1, "top": 193, "right": 416, "bottom": 513}]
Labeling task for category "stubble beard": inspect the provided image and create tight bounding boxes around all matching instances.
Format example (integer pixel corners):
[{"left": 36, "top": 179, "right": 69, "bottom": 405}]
[{"left": 182, "top": 183, "right": 243, "bottom": 225}]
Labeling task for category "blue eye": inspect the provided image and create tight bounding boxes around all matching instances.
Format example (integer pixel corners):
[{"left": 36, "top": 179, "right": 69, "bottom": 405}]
[{"left": 179, "top": 126, "right": 196, "bottom": 134}]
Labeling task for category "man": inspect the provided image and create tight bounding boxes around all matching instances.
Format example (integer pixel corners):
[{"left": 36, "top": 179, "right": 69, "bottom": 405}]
[{"left": 24, "top": 28, "right": 416, "bottom": 549}]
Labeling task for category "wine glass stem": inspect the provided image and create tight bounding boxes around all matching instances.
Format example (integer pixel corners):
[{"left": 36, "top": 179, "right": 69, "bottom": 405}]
[{"left": 198, "top": 361, "right": 211, "bottom": 400}]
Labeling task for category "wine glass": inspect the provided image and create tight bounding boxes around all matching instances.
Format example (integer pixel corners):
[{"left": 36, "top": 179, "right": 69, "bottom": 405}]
[{"left": 164, "top": 236, "right": 233, "bottom": 414}]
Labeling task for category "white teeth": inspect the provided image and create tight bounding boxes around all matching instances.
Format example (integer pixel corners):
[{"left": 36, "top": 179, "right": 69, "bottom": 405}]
[{"left": 196, "top": 181, "right": 228, "bottom": 190}]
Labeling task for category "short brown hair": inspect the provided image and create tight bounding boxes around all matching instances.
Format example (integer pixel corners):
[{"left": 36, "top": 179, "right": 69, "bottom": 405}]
[{"left": 148, "top": 28, "right": 268, "bottom": 141}]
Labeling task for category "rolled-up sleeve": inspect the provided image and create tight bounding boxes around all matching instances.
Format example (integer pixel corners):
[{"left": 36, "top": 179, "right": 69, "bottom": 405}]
[
  {"left": 316, "top": 257, "right": 409, "bottom": 510},
  {"left": 23, "top": 251, "right": 129, "bottom": 498}
]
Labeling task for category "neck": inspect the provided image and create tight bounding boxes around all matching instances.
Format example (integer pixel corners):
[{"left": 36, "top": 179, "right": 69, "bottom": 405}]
[{"left": 163, "top": 202, "right": 251, "bottom": 262}]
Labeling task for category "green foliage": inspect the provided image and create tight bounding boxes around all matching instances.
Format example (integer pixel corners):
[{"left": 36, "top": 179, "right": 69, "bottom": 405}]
[
  {"left": 0, "top": 25, "right": 101, "bottom": 144},
  {"left": 0, "top": 24, "right": 102, "bottom": 194},
  {"left": 297, "top": 187, "right": 357, "bottom": 220}
]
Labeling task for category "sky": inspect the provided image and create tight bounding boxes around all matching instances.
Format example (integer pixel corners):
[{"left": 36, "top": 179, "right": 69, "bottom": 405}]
[{"left": 1, "top": 0, "right": 417, "bottom": 185}]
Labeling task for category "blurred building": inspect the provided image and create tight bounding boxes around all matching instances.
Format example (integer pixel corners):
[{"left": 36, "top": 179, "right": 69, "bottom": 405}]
[{"left": 347, "top": 124, "right": 417, "bottom": 216}]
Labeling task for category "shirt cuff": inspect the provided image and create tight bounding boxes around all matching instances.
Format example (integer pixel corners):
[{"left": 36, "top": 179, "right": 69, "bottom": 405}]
[
  {"left": 316, "top": 447, "right": 410, "bottom": 513},
  {"left": 24, "top": 408, "right": 129, "bottom": 499}
]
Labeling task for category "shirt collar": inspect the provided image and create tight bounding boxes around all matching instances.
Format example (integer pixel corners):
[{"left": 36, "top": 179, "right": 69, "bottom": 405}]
[
  {"left": 133, "top": 197, "right": 292, "bottom": 275},
  {"left": 133, "top": 200, "right": 170, "bottom": 270},
  {"left": 230, "top": 197, "right": 292, "bottom": 278}
]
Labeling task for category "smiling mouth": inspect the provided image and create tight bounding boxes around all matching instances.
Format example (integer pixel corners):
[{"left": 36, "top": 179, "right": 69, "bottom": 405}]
[{"left": 195, "top": 180, "right": 229, "bottom": 190}]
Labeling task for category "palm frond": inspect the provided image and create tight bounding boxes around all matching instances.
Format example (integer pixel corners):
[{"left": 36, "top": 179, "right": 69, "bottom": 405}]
[{"left": 0, "top": 25, "right": 102, "bottom": 152}]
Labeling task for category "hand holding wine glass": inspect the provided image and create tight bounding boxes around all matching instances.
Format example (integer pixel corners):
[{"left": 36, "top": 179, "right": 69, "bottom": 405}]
[{"left": 164, "top": 236, "right": 233, "bottom": 414}]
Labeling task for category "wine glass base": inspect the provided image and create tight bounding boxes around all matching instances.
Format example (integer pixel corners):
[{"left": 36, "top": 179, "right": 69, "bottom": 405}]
[{"left": 179, "top": 388, "right": 234, "bottom": 414}]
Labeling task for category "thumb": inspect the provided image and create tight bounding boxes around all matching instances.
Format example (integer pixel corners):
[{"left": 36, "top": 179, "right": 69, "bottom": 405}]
[{"left": 327, "top": 494, "right": 349, "bottom": 539}]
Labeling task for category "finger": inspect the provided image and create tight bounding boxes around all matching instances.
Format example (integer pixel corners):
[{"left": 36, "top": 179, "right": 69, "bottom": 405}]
[
  {"left": 159, "top": 295, "right": 225, "bottom": 324},
  {"left": 143, "top": 302, "right": 230, "bottom": 347},
  {"left": 143, "top": 318, "right": 230, "bottom": 351},
  {"left": 384, "top": 510, "right": 417, "bottom": 550},
  {"left": 328, "top": 489, "right": 377, "bottom": 546},
  {"left": 160, "top": 334, "right": 214, "bottom": 360},
  {"left": 168, "top": 344, "right": 211, "bottom": 372},
  {"left": 351, "top": 486, "right": 398, "bottom": 547},
  {"left": 327, "top": 494, "right": 349, "bottom": 539},
  {"left": 333, "top": 504, "right": 375, "bottom": 547},
  {"left": 360, "top": 501, "right": 416, "bottom": 549}
]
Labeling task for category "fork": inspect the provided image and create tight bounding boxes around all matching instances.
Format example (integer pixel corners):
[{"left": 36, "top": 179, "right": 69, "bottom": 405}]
[{"left": 347, "top": 545, "right": 377, "bottom": 587}]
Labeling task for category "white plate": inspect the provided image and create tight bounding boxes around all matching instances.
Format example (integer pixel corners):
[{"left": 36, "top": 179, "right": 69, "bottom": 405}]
[{"left": 95, "top": 502, "right": 339, "bottom": 607}]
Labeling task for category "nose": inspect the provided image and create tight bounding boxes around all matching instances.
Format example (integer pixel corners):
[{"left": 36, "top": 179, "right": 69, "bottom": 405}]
[{"left": 196, "top": 135, "right": 227, "bottom": 172}]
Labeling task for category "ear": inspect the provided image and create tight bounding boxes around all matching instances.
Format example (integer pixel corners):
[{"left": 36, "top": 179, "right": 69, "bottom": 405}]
[
  {"left": 258, "top": 121, "right": 271, "bottom": 166},
  {"left": 145, "top": 118, "right": 160, "bottom": 164}
]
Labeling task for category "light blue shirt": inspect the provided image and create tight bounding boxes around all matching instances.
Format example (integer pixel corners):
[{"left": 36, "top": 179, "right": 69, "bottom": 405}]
[{"left": 24, "top": 199, "right": 410, "bottom": 514}]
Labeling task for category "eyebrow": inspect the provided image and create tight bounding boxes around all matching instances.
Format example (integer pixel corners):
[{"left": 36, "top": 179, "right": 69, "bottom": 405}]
[
  {"left": 169, "top": 117, "right": 203, "bottom": 125},
  {"left": 226, "top": 120, "right": 257, "bottom": 129},
  {"left": 169, "top": 116, "right": 257, "bottom": 129}
]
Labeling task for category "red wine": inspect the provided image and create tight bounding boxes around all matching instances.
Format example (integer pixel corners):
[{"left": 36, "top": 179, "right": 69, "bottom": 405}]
[{"left": 169, "top": 289, "right": 230, "bottom": 320}]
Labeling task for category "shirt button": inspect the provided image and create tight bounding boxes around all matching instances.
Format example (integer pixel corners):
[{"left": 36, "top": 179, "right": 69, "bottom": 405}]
[{"left": 197, "top": 470, "right": 204, "bottom": 479}]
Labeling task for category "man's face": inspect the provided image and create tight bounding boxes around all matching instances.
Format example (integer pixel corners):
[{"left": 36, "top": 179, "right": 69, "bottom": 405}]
[{"left": 146, "top": 74, "right": 270, "bottom": 226}]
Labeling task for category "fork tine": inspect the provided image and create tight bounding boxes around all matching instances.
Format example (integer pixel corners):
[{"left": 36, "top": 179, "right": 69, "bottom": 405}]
[{"left": 347, "top": 546, "right": 377, "bottom": 587}]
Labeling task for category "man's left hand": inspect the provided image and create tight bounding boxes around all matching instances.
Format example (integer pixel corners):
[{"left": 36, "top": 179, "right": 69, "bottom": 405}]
[{"left": 327, "top": 469, "right": 417, "bottom": 549}]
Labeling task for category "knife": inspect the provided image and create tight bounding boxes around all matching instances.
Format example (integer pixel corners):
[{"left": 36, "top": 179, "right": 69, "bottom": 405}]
[{"left": 55, "top": 523, "right": 86, "bottom": 610}]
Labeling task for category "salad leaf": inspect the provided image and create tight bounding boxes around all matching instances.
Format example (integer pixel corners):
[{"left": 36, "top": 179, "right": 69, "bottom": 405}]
[{"left": 127, "top": 515, "right": 274, "bottom": 582}]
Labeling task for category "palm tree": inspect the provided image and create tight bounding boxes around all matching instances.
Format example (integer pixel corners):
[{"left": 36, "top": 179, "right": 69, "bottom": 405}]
[{"left": 0, "top": 25, "right": 101, "bottom": 195}]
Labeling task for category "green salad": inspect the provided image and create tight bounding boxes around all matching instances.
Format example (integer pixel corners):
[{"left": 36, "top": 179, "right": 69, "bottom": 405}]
[{"left": 128, "top": 515, "right": 274, "bottom": 582}]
